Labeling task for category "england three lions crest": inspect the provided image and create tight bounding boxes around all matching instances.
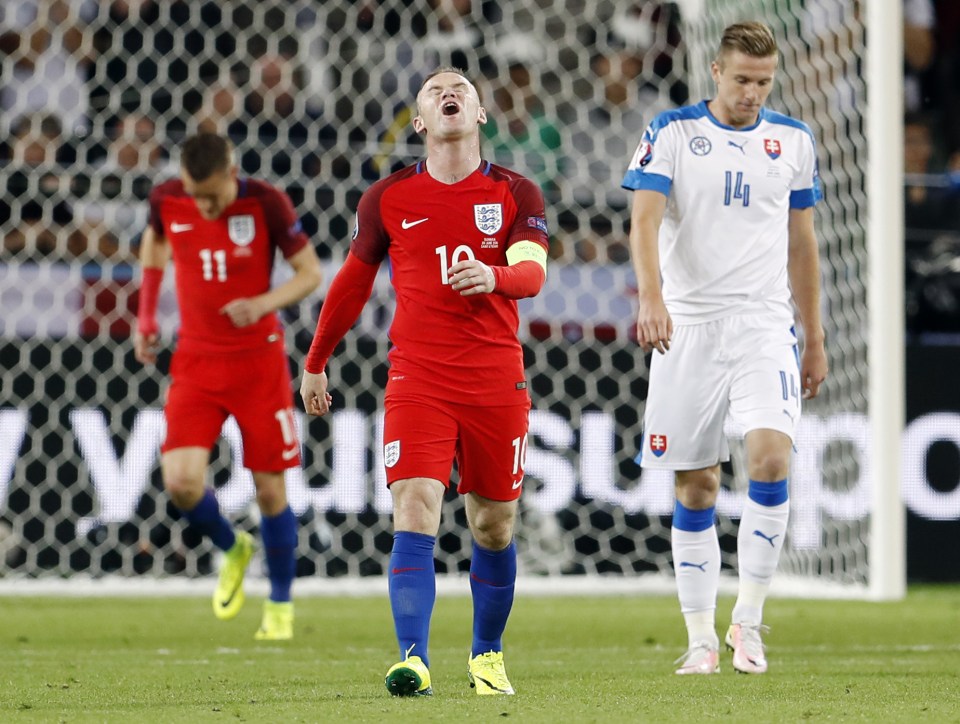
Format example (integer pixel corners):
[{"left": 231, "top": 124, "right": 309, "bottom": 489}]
[
  {"left": 228, "top": 215, "right": 255, "bottom": 246},
  {"left": 474, "top": 204, "right": 502, "bottom": 234},
  {"left": 384, "top": 440, "right": 400, "bottom": 468}
]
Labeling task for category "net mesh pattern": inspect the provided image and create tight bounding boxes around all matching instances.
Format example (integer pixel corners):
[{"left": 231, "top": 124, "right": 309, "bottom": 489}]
[{"left": 0, "top": 0, "right": 868, "bottom": 587}]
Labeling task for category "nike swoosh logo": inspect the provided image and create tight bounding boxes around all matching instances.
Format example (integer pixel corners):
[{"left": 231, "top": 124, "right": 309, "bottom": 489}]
[
  {"left": 474, "top": 675, "right": 511, "bottom": 694},
  {"left": 401, "top": 218, "right": 428, "bottom": 229},
  {"left": 511, "top": 478, "right": 523, "bottom": 490},
  {"left": 171, "top": 222, "right": 194, "bottom": 233},
  {"left": 281, "top": 446, "right": 299, "bottom": 460},
  {"left": 218, "top": 583, "right": 240, "bottom": 608}
]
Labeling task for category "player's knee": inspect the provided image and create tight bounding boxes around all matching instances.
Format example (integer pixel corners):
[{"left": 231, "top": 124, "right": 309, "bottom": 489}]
[
  {"left": 255, "top": 486, "right": 287, "bottom": 516},
  {"left": 747, "top": 452, "right": 790, "bottom": 482},
  {"left": 470, "top": 514, "right": 515, "bottom": 551},
  {"left": 675, "top": 468, "right": 720, "bottom": 508},
  {"left": 251, "top": 472, "right": 287, "bottom": 516},
  {"left": 473, "top": 525, "right": 513, "bottom": 551},
  {"left": 163, "top": 475, "right": 203, "bottom": 511}
]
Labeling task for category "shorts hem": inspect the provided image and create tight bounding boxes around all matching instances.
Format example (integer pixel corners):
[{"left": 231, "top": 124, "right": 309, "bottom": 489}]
[{"left": 639, "top": 456, "right": 730, "bottom": 471}]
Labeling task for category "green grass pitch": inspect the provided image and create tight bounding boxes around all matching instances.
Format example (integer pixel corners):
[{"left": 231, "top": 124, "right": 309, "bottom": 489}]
[{"left": 2, "top": 586, "right": 959, "bottom": 722}]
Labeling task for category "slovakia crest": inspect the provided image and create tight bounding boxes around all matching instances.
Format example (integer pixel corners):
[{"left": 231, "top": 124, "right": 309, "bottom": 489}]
[
  {"left": 689, "top": 136, "right": 712, "bottom": 156},
  {"left": 227, "top": 214, "right": 255, "bottom": 246},
  {"left": 384, "top": 440, "right": 400, "bottom": 468},
  {"left": 763, "top": 139, "right": 781, "bottom": 159},
  {"left": 474, "top": 203, "right": 503, "bottom": 234},
  {"left": 649, "top": 433, "right": 668, "bottom": 457}
]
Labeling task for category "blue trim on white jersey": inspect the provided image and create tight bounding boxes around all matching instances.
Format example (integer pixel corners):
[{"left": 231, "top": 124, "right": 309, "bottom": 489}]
[
  {"left": 762, "top": 108, "right": 814, "bottom": 134},
  {"left": 622, "top": 171, "right": 671, "bottom": 194},
  {"left": 790, "top": 188, "right": 817, "bottom": 208},
  {"left": 705, "top": 101, "right": 764, "bottom": 132},
  {"left": 644, "top": 102, "right": 710, "bottom": 141},
  {"left": 646, "top": 100, "right": 817, "bottom": 139}
]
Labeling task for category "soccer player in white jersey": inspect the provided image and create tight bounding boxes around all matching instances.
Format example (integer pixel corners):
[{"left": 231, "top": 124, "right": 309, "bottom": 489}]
[{"left": 621, "top": 21, "right": 828, "bottom": 675}]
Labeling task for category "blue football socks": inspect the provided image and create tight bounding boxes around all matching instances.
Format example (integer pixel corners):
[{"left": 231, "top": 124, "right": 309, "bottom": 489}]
[
  {"left": 389, "top": 531, "right": 437, "bottom": 667},
  {"left": 470, "top": 540, "right": 517, "bottom": 657},
  {"left": 182, "top": 488, "right": 235, "bottom": 551},
  {"left": 260, "top": 505, "right": 298, "bottom": 603}
]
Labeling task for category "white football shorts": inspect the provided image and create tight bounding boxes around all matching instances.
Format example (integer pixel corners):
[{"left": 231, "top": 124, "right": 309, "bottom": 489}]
[{"left": 639, "top": 312, "right": 802, "bottom": 470}]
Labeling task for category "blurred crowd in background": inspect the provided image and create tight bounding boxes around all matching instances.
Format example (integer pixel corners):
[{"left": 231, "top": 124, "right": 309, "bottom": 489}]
[{"left": 0, "top": 0, "right": 958, "bottom": 336}]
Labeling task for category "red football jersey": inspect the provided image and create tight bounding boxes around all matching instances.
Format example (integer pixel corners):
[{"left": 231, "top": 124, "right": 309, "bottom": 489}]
[
  {"left": 352, "top": 160, "right": 549, "bottom": 404},
  {"left": 148, "top": 178, "right": 308, "bottom": 354}
]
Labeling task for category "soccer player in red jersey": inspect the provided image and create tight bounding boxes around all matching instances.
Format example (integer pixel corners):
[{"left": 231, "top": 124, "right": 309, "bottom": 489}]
[
  {"left": 133, "top": 133, "right": 322, "bottom": 640},
  {"left": 300, "top": 67, "right": 549, "bottom": 697}
]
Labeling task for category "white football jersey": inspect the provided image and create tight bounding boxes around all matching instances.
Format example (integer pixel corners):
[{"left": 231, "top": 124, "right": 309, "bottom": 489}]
[{"left": 622, "top": 100, "right": 822, "bottom": 325}]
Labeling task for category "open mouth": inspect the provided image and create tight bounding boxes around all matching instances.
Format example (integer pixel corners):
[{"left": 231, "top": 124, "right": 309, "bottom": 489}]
[{"left": 442, "top": 101, "right": 460, "bottom": 116}]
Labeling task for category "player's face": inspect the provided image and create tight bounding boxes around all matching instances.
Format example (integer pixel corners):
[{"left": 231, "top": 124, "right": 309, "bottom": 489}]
[
  {"left": 710, "top": 50, "right": 778, "bottom": 128},
  {"left": 181, "top": 165, "right": 238, "bottom": 220},
  {"left": 413, "top": 72, "right": 487, "bottom": 138}
]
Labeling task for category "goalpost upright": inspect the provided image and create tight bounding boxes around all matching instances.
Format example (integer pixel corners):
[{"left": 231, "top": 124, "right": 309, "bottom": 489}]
[{"left": 866, "top": 0, "right": 906, "bottom": 601}]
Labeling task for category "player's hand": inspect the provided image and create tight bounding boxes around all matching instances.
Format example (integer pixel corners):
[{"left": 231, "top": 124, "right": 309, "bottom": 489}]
[
  {"left": 448, "top": 259, "right": 495, "bottom": 296},
  {"left": 300, "top": 370, "right": 333, "bottom": 417},
  {"left": 220, "top": 297, "right": 266, "bottom": 327},
  {"left": 133, "top": 325, "right": 159, "bottom": 365},
  {"left": 636, "top": 294, "right": 673, "bottom": 354},
  {"left": 800, "top": 339, "right": 828, "bottom": 399}
]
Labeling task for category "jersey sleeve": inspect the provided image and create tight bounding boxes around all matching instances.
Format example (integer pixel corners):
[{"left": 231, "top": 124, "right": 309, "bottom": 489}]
[
  {"left": 261, "top": 185, "right": 310, "bottom": 257},
  {"left": 505, "top": 176, "right": 549, "bottom": 253},
  {"left": 349, "top": 181, "right": 391, "bottom": 265},
  {"left": 621, "top": 117, "right": 675, "bottom": 196},
  {"left": 147, "top": 181, "right": 173, "bottom": 236},
  {"left": 303, "top": 252, "right": 379, "bottom": 373},
  {"left": 789, "top": 127, "right": 824, "bottom": 209}
]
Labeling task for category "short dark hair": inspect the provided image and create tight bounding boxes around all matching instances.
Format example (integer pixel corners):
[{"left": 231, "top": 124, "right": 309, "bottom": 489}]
[
  {"left": 716, "top": 21, "right": 779, "bottom": 66},
  {"left": 420, "top": 66, "right": 472, "bottom": 91},
  {"left": 180, "top": 133, "right": 232, "bottom": 181}
]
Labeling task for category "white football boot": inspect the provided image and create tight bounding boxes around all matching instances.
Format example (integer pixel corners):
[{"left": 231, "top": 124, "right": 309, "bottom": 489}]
[
  {"left": 674, "top": 641, "right": 720, "bottom": 675},
  {"left": 725, "top": 623, "right": 769, "bottom": 674}
]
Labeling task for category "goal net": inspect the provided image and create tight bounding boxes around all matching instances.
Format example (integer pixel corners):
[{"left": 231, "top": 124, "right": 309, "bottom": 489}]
[{"left": 0, "top": 0, "right": 880, "bottom": 595}]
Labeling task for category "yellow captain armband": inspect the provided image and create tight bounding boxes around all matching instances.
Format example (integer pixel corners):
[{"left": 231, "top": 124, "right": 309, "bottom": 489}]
[{"left": 506, "top": 240, "right": 548, "bottom": 275}]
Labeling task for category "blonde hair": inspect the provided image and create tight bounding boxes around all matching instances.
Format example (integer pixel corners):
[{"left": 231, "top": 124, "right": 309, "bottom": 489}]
[{"left": 716, "top": 21, "right": 779, "bottom": 67}]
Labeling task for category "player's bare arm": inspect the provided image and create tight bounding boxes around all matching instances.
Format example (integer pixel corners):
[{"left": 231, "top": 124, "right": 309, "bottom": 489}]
[
  {"left": 300, "top": 370, "right": 333, "bottom": 417},
  {"left": 629, "top": 189, "right": 673, "bottom": 354},
  {"left": 220, "top": 244, "right": 322, "bottom": 328},
  {"left": 787, "top": 206, "right": 828, "bottom": 399},
  {"left": 134, "top": 225, "right": 172, "bottom": 365}
]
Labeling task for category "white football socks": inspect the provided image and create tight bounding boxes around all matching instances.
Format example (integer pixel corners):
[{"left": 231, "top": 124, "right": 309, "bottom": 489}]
[
  {"left": 732, "top": 497, "right": 789, "bottom": 625},
  {"left": 672, "top": 525, "right": 721, "bottom": 647}
]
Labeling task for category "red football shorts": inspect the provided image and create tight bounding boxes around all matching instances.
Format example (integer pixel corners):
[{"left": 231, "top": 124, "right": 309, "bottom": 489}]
[
  {"left": 161, "top": 341, "right": 301, "bottom": 471},
  {"left": 382, "top": 394, "right": 531, "bottom": 501}
]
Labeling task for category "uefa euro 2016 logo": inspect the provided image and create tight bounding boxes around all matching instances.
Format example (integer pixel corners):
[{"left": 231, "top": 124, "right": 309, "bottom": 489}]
[{"left": 474, "top": 204, "right": 503, "bottom": 234}]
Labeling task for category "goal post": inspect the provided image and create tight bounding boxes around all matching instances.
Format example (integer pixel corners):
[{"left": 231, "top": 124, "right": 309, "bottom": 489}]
[{"left": 864, "top": 0, "right": 906, "bottom": 601}]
